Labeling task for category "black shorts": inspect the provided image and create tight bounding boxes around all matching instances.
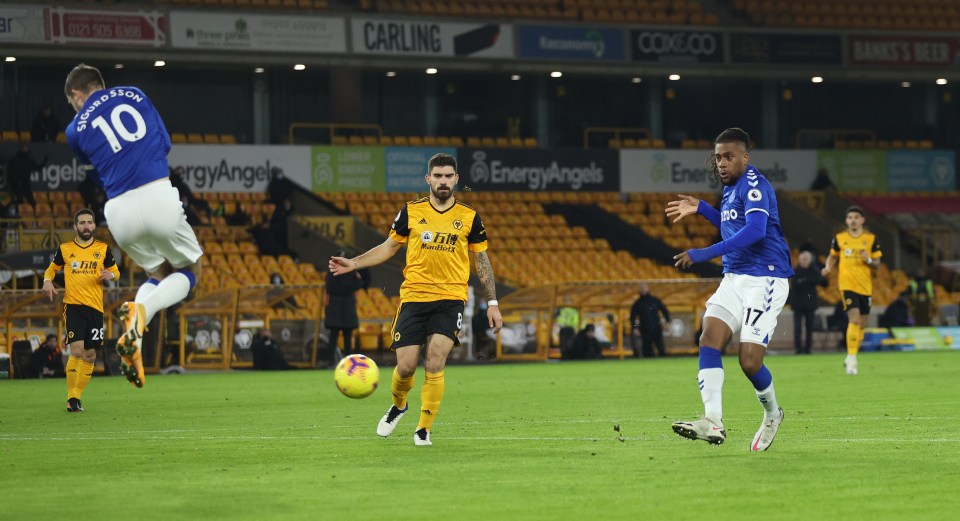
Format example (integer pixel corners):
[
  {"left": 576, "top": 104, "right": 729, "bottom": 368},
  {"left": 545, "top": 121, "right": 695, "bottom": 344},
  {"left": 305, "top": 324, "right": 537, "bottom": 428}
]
[
  {"left": 390, "top": 300, "right": 464, "bottom": 349},
  {"left": 65, "top": 304, "right": 105, "bottom": 349},
  {"left": 842, "top": 291, "right": 872, "bottom": 315}
]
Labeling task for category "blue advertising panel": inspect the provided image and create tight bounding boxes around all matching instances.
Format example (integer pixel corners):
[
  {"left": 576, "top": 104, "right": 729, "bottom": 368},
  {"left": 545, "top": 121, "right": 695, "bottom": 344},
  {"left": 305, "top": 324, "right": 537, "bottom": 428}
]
[
  {"left": 385, "top": 147, "right": 457, "bottom": 192},
  {"left": 887, "top": 150, "right": 956, "bottom": 191},
  {"left": 517, "top": 25, "right": 625, "bottom": 61}
]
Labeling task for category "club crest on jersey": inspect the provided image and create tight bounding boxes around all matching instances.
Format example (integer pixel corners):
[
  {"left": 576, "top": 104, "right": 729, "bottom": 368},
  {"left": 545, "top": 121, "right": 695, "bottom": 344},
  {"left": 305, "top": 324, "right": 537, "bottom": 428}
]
[
  {"left": 71, "top": 261, "right": 80, "bottom": 270},
  {"left": 421, "top": 230, "right": 434, "bottom": 243},
  {"left": 94, "top": 251, "right": 101, "bottom": 259},
  {"left": 453, "top": 219, "right": 463, "bottom": 230},
  {"left": 844, "top": 248, "right": 853, "bottom": 256},
  {"left": 748, "top": 189, "right": 762, "bottom": 202}
]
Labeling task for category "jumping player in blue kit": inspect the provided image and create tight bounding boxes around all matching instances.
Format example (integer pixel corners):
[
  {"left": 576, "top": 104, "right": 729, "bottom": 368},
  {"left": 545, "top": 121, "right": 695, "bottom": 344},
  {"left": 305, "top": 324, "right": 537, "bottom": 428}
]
[
  {"left": 64, "top": 64, "right": 203, "bottom": 388},
  {"left": 665, "top": 128, "right": 793, "bottom": 451}
]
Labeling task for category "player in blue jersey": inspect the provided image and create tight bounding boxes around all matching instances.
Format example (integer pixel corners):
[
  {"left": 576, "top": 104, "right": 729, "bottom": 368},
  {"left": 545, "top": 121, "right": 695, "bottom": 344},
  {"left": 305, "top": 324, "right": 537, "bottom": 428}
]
[
  {"left": 665, "top": 128, "right": 793, "bottom": 451},
  {"left": 64, "top": 64, "right": 203, "bottom": 388}
]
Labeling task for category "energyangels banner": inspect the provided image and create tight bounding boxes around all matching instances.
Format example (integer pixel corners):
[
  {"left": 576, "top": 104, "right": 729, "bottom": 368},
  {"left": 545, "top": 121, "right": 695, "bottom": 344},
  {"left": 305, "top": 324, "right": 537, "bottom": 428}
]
[{"left": 620, "top": 150, "right": 817, "bottom": 192}]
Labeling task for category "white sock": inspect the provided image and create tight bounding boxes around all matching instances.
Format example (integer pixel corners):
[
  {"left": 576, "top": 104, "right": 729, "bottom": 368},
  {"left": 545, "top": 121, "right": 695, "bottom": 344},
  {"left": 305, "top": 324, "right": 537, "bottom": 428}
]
[
  {"left": 698, "top": 368, "right": 724, "bottom": 424},
  {"left": 756, "top": 383, "right": 780, "bottom": 420},
  {"left": 139, "top": 272, "right": 191, "bottom": 323},
  {"left": 136, "top": 280, "right": 158, "bottom": 302}
]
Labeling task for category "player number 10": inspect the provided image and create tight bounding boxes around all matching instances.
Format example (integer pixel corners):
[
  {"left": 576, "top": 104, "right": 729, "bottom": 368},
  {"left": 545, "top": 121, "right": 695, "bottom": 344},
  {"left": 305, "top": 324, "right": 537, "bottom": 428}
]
[{"left": 91, "top": 103, "right": 148, "bottom": 153}]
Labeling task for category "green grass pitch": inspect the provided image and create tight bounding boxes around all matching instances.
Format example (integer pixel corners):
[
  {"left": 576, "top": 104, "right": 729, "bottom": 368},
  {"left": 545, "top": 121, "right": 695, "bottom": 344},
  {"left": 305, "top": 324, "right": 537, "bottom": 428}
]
[{"left": 2, "top": 351, "right": 957, "bottom": 521}]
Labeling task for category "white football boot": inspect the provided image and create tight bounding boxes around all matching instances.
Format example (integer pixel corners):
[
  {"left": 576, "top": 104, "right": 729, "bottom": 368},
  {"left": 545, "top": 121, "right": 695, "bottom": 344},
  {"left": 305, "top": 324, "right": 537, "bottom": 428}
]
[
  {"left": 750, "top": 407, "right": 784, "bottom": 452},
  {"left": 672, "top": 416, "right": 726, "bottom": 445}
]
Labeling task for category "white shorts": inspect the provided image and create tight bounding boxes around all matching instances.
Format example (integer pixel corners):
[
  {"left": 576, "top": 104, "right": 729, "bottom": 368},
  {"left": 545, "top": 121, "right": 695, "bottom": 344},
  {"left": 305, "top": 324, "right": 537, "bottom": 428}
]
[
  {"left": 703, "top": 273, "right": 789, "bottom": 347},
  {"left": 104, "top": 179, "right": 203, "bottom": 273}
]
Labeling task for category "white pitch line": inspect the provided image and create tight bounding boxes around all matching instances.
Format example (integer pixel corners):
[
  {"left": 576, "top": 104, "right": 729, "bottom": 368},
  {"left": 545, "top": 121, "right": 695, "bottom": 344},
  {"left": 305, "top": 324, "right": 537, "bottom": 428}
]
[
  {"left": 0, "top": 416, "right": 954, "bottom": 439},
  {"left": 1, "top": 434, "right": 957, "bottom": 443}
]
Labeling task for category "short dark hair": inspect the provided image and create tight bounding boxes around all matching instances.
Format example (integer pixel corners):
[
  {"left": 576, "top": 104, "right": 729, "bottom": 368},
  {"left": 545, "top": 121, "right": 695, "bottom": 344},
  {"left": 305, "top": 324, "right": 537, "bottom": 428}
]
[
  {"left": 427, "top": 153, "right": 457, "bottom": 173},
  {"left": 715, "top": 127, "right": 752, "bottom": 150},
  {"left": 64, "top": 64, "right": 105, "bottom": 98},
  {"left": 845, "top": 205, "right": 865, "bottom": 218},
  {"left": 74, "top": 208, "right": 95, "bottom": 225}
]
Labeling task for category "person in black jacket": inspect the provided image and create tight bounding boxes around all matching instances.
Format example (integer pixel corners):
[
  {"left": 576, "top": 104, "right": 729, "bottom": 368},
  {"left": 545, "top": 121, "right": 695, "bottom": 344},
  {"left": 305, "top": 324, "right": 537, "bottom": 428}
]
[
  {"left": 790, "top": 251, "right": 827, "bottom": 354},
  {"left": 567, "top": 324, "right": 602, "bottom": 360},
  {"left": 629, "top": 283, "right": 671, "bottom": 358},
  {"left": 30, "top": 334, "right": 65, "bottom": 378},
  {"left": 251, "top": 328, "right": 290, "bottom": 370},
  {"left": 6, "top": 143, "right": 43, "bottom": 207},
  {"left": 324, "top": 251, "right": 369, "bottom": 364},
  {"left": 879, "top": 291, "right": 912, "bottom": 331}
]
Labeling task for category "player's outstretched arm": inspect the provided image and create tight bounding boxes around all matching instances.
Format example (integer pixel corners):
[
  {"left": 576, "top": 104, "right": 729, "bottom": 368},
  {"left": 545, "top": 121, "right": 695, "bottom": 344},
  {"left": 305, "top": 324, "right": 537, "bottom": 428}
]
[
  {"left": 329, "top": 237, "right": 402, "bottom": 276},
  {"left": 677, "top": 209, "right": 768, "bottom": 268},
  {"left": 475, "top": 251, "right": 502, "bottom": 333}
]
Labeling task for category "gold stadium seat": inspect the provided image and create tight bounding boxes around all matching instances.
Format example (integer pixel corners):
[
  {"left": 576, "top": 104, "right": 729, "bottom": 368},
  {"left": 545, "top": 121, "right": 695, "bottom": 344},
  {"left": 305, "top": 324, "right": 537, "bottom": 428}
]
[
  {"left": 203, "top": 134, "right": 220, "bottom": 144},
  {"left": 220, "top": 134, "right": 237, "bottom": 144},
  {"left": 187, "top": 133, "right": 204, "bottom": 144}
]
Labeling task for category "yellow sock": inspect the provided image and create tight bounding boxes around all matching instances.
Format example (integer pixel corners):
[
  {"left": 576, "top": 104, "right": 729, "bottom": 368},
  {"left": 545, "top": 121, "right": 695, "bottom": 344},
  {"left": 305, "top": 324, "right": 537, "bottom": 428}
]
[
  {"left": 75, "top": 360, "right": 95, "bottom": 398},
  {"left": 417, "top": 371, "right": 445, "bottom": 432},
  {"left": 857, "top": 325, "right": 866, "bottom": 350},
  {"left": 65, "top": 357, "right": 81, "bottom": 400},
  {"left": 846, "top": 323, "right": 862, "bottom": 356},
  {"left": 391, "top": 368, "right": 415, "bottom": 410}
]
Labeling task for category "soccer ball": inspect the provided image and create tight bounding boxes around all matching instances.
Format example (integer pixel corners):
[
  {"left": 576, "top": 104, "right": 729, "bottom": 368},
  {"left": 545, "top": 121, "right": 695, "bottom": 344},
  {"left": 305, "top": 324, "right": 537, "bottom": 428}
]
[{"left": 334, "top": 354, "right": 380, "bottom": 399}]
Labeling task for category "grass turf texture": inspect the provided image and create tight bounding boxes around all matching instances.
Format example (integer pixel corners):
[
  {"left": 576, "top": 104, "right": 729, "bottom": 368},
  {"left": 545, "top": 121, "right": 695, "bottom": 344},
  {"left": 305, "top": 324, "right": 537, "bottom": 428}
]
[{"left": 2, "top": 351, "right": 957, "bottom": 521}]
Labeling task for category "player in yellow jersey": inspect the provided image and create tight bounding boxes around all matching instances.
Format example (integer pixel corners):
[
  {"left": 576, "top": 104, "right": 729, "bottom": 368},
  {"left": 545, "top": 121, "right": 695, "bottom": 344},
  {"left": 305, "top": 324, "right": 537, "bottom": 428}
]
[
  {"left": 43, "top": 209, "right": 121, "bottom": 412},
  {"left": 821, "top": 206, "right": 881, "bottom": 375},
  {"left": 328, "top": 153, "right": 503, "bottom": 446}
]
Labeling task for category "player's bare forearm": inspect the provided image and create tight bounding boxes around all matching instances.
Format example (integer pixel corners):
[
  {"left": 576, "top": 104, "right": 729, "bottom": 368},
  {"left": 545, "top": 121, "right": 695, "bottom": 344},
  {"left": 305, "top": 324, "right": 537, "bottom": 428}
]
[
  {"left": 353, "top": 238, "right": 402, "bottom": 270},
  {"left": 475, "top": 251, "right": 498, "bottom": 301},
  {"left": 333, "top": 238, "right": 402, "bottom": 275},
  {"left": 821, "top": 254, "right": 837, "bottom": 276}
]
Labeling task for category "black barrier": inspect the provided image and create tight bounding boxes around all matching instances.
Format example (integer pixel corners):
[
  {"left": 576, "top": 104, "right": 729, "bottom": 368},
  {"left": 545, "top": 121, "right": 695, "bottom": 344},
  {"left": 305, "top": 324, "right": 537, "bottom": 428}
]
[
  {"left": 730, "top": 33, "right": 843, "bottom": 65},
  {"left": 457, "top": 148, "right": 620, "bottom": 192}
]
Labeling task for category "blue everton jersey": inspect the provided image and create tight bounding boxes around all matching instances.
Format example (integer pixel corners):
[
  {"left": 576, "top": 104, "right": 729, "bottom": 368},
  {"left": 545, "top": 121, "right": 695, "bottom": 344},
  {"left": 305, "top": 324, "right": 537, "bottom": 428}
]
[
  {"left": 66, "top": 86, "right": 171, "bottom": 198},
  {"left": 719, "top": 165, "right": 794, "bottom": 277}
]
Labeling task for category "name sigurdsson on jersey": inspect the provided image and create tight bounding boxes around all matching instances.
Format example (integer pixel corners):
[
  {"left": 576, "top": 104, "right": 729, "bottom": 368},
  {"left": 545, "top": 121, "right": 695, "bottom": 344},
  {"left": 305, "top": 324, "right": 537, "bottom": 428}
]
[{"left": 75, "top": 89, "right": 145, "bottom": 132}]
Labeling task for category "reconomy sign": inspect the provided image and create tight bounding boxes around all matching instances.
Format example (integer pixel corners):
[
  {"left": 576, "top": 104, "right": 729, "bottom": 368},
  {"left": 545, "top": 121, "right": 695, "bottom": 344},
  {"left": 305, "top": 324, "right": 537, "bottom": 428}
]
[
  {"left": 168, "top": 145, "right": 311, "bottom": 192},
  {"left": 620, "top": 150, "right": 816, "bottom": 192},
  {"left": 170, "top": 11, "right": 346, "bottom": 53},
  {"left": 517, "top": 25, "right": 624, "bottom": 61},
  {"left": 351, "top": 18, "right": 513, "bottom": 58},
  {"left": 459, "top": 149, "right": 619, "bottom": 191}
]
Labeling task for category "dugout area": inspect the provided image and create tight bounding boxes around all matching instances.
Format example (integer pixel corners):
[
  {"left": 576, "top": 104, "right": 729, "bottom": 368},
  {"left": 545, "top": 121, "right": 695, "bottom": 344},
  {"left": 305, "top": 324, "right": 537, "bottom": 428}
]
[{"left": 496, "top": 278, "right": 720, "bottom": 361}]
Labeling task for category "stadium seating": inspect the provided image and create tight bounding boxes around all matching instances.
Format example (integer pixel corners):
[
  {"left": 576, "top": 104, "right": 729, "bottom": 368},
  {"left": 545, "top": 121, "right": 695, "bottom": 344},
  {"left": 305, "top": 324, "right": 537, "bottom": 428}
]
[{"left": 729, "top": 0, "right": 960, "bottom": 30}]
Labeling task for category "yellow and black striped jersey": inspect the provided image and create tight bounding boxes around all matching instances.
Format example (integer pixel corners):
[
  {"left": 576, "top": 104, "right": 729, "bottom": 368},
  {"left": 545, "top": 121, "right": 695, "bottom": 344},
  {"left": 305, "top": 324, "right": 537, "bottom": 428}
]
[
  {"left": 43, "top": 239, "right": 120, "bottom": 313},
  {"left": 387, "top": 198, "right": 488, "bottom": 303},
  {"left": 831, "top": 230, "right": 881, "bottom": 295}
]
